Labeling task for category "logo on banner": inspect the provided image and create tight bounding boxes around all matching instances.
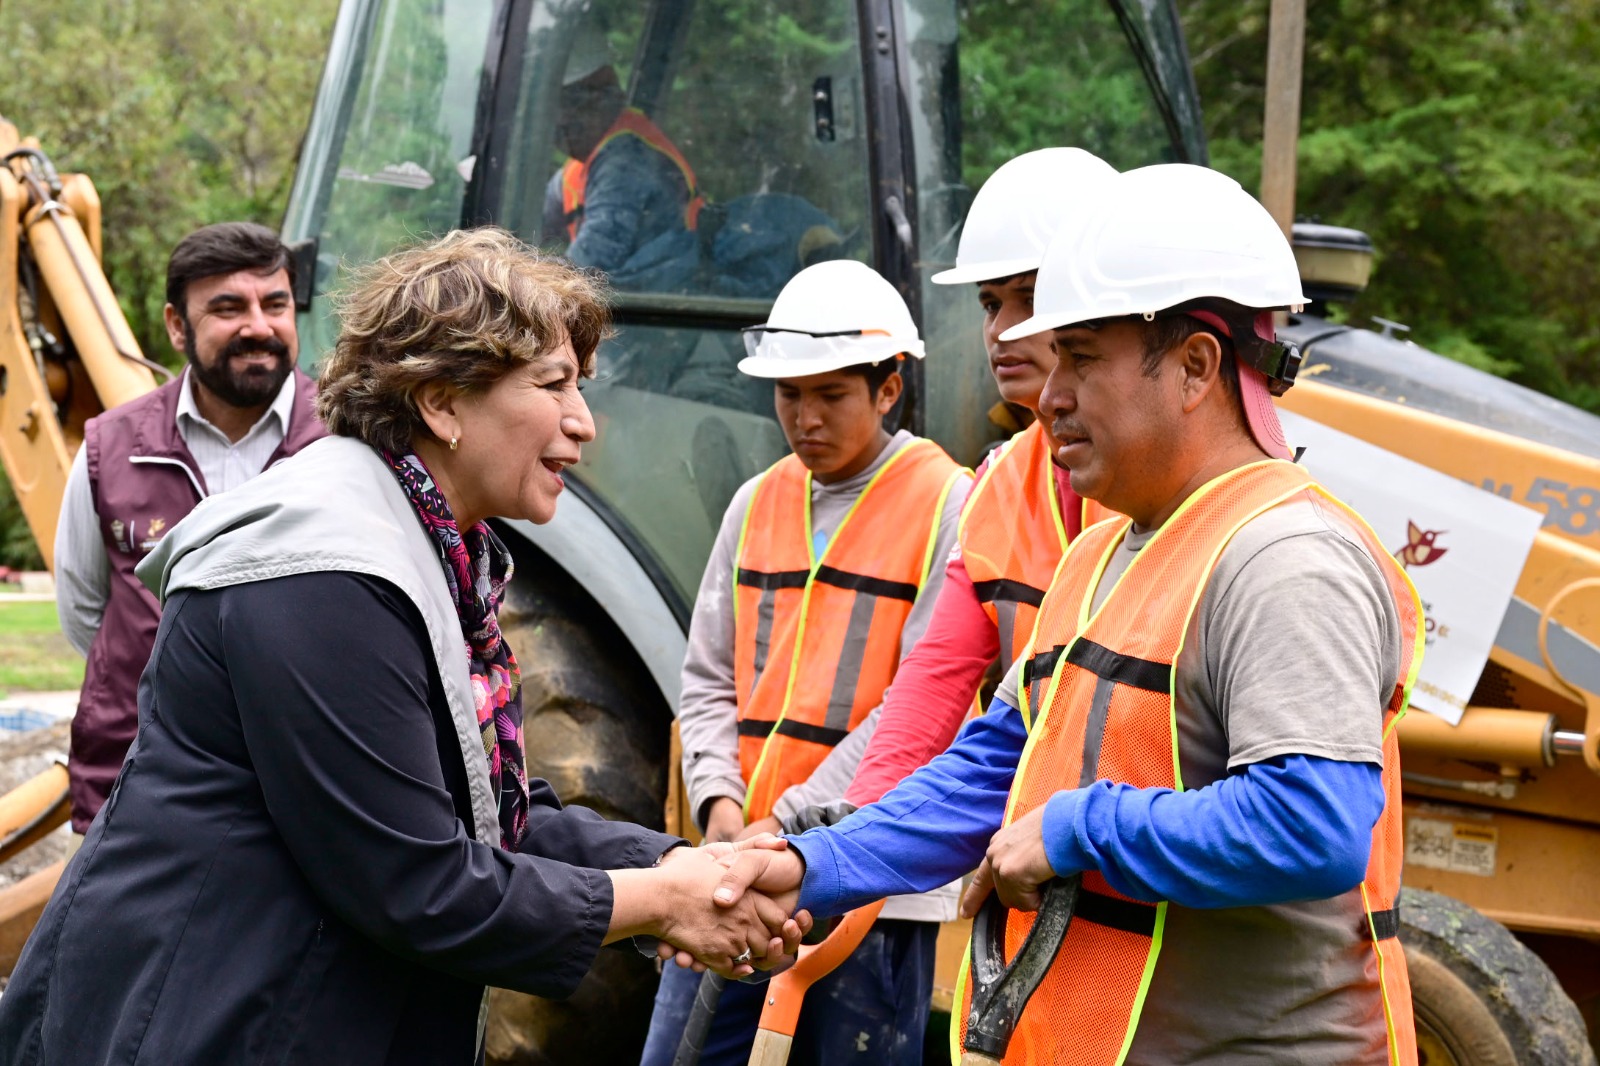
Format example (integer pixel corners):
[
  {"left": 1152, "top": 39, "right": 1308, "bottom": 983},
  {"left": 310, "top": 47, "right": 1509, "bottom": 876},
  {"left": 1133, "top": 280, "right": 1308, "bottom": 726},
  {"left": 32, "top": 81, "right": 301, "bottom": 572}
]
[
  {"left": 1278, "top": 408, "right": 1544, "bottom": 725},
  {"left": 1399, "top": 523, "right": 1454, "bottom": 649},
  {"left": 1395, "top": 521, "right": 1449, "bottom": 569}
]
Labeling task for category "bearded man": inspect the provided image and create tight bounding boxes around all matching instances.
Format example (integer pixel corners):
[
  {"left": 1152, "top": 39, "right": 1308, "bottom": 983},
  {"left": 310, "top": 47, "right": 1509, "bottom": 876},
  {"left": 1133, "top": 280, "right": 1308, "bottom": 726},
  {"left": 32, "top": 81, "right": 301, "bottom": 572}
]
[{"left": 54, "top": 221, "right": 325, "bottom": 837}]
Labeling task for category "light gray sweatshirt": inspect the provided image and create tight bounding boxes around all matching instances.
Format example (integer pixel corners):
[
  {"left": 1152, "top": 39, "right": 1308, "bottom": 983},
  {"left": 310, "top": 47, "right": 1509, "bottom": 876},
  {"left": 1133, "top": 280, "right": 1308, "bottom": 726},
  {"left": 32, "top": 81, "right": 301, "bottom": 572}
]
[{"left": 678, "top": 430, "right": 969, "bottom": 922}]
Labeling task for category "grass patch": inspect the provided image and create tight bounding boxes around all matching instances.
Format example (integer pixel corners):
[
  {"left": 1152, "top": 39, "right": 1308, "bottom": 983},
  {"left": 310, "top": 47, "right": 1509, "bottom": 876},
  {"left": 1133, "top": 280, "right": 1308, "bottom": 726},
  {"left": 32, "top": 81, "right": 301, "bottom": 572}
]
[{"left": 0, "top": 601, "right": 84, "bottom": 694}]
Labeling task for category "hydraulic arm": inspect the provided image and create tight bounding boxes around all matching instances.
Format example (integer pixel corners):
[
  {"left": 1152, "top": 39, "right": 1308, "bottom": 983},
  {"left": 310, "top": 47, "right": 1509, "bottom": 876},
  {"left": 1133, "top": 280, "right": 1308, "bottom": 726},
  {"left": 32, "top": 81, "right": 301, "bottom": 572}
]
[{"left": 0, "top": 118, "right": 163, "bottom": 571}]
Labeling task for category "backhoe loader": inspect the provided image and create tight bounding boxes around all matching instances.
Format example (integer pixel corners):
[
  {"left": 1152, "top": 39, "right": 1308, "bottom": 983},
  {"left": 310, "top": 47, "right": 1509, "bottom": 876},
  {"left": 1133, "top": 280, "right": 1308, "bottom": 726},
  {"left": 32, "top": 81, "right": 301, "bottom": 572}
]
[{"left": 2, "top": 1, "right": 1596, "bottom": 1061}]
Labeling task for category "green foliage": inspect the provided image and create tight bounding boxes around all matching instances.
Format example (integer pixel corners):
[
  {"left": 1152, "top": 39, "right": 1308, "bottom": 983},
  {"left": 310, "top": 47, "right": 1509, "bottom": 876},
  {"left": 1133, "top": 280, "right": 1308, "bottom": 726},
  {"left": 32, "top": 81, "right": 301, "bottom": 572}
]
[
  {"left": 650, "top": 0, "right": 870, "bottom": 221},
  {"left": 0, "top": 473, "right": 44, "bottom": 571},
  {"left": 0, "top": 0, "right": 341, "bottom": 364},
  {"left": 0, "top": 0, "right": 338, "bottom": 565},
  {"left": 958, "top": 0, "right": 1179, "bottom": 181},
  {"left": 1180, "top": 0, "right": 1600, "bottom": 411}
]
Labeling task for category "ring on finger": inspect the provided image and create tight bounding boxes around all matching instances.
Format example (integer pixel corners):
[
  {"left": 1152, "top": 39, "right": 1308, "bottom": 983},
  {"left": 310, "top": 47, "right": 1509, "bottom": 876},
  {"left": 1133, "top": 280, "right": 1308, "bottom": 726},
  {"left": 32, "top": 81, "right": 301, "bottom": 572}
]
[{"left": 732, "top": 949, "right": 753, "bottom": 965}]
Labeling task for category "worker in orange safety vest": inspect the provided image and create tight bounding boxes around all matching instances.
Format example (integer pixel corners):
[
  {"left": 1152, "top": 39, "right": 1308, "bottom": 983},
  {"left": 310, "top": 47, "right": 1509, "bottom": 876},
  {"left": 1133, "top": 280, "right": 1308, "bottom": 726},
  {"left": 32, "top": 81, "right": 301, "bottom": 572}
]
[
  {"left": 845, "top": 148, "right": 1121, "bottom": 816},
  {"left": 541, "top": 22, "right": 703, "bottom": 290},
  {"left": 640, "top": 259, "right": 970, "bottom": 1066},
  {"left": 713, "top": 163, "right": 1424, "bottom": 1066}
]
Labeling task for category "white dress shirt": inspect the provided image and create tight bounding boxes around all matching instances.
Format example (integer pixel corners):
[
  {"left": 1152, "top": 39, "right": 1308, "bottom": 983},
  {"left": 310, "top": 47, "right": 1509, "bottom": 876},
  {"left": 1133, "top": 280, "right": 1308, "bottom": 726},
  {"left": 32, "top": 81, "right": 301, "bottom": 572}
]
[{"left": 54, "top": 370, "right": 297, "bottom": 655}]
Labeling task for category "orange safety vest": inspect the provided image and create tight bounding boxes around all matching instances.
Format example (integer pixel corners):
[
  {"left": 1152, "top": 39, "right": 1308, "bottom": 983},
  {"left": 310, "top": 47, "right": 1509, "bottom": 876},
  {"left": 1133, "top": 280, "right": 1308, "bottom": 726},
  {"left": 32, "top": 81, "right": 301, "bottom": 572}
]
[
  {"left": 560, "top": 107, "right": 705, "bottom": 240},
  {"left": 959, "top": 422, "right": 1120, "bottom": 669},
  {"left": 954, "top": 459, "right": 1423, "bottom": 1066},
  {"left": 734, "top": 439, "right": 968, "bottom": 822}
]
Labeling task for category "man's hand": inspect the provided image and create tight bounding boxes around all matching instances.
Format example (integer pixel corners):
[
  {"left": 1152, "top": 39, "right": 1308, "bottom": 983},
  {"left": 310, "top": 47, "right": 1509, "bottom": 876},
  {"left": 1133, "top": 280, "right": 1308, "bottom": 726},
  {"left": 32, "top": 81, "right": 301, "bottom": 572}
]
[
  {"left": 712, "top": 847, "right": 806, "bottom": 912},
  {"left": 652, "top": 847, "right": 806, "bottom": 977},
  {"left": 960, "top": 804, "right": 1059, "bottom": 917},
  {"left": 702, "top": 797, "right": 746, "bottom": 844},
  {"left": 734, "top": 815, "right": 782, "bottom": 842}
]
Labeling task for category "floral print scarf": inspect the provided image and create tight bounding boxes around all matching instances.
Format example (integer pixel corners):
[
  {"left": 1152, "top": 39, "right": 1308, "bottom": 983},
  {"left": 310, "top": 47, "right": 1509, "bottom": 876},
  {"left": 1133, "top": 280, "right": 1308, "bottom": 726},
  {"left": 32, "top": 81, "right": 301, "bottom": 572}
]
[{"left": 381, "top": 449, "right": 528, "bottom": 850}]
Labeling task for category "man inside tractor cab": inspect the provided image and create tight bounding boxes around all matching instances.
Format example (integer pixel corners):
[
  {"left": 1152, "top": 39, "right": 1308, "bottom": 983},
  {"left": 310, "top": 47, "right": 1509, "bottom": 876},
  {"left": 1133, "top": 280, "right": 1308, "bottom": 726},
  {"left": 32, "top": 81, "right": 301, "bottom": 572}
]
[
  {"left": 641, "top": 260, "right": 971, "bottom": 1065},
  {"left": 541, "top": 22, "right": 703, "bottom": 291},
  {"left": 53, "top": 222, "right": 325, "bottom": 843},
  {"left": 839, "top": 148, "right": 1120, "bottom": 813},
  {"left": 712, "top": 164, "right": 1423, "bottom": 1065}
]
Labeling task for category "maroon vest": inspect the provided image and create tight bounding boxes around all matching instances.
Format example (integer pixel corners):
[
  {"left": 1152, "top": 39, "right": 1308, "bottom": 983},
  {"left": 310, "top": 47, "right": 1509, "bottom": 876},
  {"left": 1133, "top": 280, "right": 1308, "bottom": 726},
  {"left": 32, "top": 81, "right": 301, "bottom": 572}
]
[{"left": 73, "top": 369, "right": 325, "bottom": 830}]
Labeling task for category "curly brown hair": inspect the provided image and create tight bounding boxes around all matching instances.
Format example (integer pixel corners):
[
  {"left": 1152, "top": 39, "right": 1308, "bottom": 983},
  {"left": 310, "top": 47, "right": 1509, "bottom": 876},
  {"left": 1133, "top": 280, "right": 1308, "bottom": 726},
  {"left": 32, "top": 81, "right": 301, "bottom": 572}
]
[{"left": 316, "top": 227, "right": 609, "bottom": 452}]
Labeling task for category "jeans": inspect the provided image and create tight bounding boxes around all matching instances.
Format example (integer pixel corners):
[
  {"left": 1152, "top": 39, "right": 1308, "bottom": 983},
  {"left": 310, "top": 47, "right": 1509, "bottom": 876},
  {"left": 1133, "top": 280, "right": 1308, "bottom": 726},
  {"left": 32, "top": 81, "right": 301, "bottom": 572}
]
[{"left": 638, "top": 919, "right": 938, "bottom": 1066}]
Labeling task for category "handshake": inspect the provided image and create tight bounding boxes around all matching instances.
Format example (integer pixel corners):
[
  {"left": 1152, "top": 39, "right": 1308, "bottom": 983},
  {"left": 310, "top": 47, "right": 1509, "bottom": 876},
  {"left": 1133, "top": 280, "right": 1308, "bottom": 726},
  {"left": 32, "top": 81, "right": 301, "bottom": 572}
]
[
  {"left": 617, "top": 835, "right": 812, "bottom": 979},
  {"left": 617, "top": 797, "right": 1062, "bottom": 976}
]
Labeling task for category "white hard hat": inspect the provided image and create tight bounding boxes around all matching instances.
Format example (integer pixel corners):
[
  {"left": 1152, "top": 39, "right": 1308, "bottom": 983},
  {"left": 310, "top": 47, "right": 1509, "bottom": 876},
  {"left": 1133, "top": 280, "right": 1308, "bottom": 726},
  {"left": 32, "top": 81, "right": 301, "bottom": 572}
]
[
  {"left": 738, "top": 260, "right": 924, "bottom": 379},
  {"left": 1003, "top": 163, "right": 1307, "bottom": 339},
  {"left": 1007, "top": 164, "right": 1308, "bottom": 462},
  {"left": 564, "top": 23, "right": 615, "bottom": 86},
  {"left": 931, "top": 147, "right": 1118, "bottom": 286}
]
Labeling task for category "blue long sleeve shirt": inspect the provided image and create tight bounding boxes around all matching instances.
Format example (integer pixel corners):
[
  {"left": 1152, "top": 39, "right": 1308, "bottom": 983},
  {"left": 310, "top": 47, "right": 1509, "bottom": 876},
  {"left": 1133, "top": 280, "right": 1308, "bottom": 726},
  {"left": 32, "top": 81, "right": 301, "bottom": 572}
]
[{"left": 790, "top": 698, "right": 1384, "bottom": 918}]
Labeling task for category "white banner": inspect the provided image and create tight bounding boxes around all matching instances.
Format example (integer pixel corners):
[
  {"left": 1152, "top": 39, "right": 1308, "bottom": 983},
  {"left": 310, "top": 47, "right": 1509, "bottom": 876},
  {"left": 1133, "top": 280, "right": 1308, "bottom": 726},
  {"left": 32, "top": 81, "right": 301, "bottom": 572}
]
[{"left": 1279, "top": 410, "right": 1544, "bottom": 724}]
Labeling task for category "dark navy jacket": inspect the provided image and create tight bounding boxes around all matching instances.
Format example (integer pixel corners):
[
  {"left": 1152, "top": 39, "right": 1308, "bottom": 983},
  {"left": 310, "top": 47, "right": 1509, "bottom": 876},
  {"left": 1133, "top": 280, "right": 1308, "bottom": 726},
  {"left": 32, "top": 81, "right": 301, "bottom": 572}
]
[{"left": 0, "top": 572, "right": 677, "bottom": 1065}]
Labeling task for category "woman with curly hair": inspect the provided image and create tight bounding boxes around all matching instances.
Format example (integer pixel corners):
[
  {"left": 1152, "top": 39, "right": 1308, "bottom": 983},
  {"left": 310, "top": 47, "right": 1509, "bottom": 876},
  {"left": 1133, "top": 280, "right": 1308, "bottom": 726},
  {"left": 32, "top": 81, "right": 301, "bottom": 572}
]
[{"left": 0, "top": 228, "right": 804, "bottom": 1066}]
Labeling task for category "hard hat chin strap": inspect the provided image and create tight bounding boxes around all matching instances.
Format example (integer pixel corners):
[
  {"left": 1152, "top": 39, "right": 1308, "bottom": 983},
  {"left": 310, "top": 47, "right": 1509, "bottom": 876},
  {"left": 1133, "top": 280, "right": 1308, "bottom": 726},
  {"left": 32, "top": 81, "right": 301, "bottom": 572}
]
[
  {"left": 1072, "top": 306, "right": 1303, "bottom": 395},
  {"left": 1179, "top": 305, "right": 1302, "bottom": 396},
  {"left": 1246, "top": 337, "right": 1302, "bottom": 396}
]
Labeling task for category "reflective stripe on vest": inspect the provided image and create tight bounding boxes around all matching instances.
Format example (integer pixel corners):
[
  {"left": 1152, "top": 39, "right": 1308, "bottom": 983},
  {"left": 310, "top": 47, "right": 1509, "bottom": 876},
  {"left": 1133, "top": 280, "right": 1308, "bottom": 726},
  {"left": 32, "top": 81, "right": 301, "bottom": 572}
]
[
  {"left": 1081, "top": 496, "right": 1121, "bottom": 528},
  {"left": 560, "top": 107, "right": 705, "bottom": 240},
  {"left": 733, "top": 439, "right": 967, "bottom": 822},
  {"left": 953, "top": 460, "right": 1424, "bottom": 1065}
]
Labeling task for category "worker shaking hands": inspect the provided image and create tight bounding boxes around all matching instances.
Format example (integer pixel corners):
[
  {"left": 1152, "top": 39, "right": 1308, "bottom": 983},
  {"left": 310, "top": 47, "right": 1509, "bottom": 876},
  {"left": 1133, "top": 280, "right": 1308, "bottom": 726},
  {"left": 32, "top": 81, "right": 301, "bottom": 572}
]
[{"left": 708, "top": 161, "right": 1423, "bottom": 1066}]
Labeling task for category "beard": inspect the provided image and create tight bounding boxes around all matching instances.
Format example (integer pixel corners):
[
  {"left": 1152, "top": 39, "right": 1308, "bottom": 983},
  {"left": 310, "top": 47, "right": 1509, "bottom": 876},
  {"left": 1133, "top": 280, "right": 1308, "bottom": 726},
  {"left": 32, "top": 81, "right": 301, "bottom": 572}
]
[{"left": 185, "top": 323, "right": 293, "bottom": 408}]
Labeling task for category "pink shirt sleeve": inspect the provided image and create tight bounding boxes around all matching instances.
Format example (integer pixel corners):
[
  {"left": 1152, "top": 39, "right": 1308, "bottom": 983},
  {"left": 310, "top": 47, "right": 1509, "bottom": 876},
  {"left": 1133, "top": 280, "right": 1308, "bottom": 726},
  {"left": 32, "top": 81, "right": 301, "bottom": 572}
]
[
  {"left": 845, "top": 446, "right": 1083, "bottom": 806},
  {"left": 845, "top": 538, "right": 1001, "bottom": 806}
]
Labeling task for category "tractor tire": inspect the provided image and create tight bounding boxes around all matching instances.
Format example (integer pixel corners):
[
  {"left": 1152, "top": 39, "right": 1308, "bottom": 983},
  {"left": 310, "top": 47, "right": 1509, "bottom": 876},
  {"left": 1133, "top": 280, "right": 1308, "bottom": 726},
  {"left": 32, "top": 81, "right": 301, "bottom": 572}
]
[
  {"left": 1400, "top": 888, "right": 1596, "bottom": 1066},
  {"left": 483, "top": 554, "right": 672, "bottom": 1066}
]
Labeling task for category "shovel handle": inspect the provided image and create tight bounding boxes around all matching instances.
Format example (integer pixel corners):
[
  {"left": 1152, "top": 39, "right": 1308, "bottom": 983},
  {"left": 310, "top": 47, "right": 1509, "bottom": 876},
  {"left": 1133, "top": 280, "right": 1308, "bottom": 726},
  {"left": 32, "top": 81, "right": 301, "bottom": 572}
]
[
  {"left": 753, "top": 898, "right": 886, "bottom": 1043},
  {"left": 747, "top": 1030, "right": 794, "bottom": 1066},
  {"left": 671, "top": 971, "right": 728, "bottom": 1066}
]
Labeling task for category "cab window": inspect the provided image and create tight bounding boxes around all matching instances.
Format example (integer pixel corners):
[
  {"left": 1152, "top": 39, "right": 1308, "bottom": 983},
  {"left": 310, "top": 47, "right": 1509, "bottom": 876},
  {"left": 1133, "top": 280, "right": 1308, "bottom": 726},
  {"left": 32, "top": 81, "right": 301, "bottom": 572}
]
[{"left": 494, "top": 1, "right": 874, "bottom": 303}]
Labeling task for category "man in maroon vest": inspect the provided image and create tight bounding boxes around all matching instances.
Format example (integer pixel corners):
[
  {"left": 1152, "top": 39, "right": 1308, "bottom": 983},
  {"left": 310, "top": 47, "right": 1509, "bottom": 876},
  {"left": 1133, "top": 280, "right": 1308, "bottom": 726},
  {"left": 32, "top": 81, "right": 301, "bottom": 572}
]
[{"left": 53, "top": 222, "right": 325, "bottom": 834}]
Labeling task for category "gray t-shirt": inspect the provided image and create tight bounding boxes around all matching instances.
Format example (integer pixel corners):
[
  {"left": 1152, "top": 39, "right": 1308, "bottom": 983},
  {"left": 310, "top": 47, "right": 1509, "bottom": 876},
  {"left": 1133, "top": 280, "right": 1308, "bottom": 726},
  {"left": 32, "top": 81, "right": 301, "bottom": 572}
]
[{"left": 997, "top": 493, "right": 1401, "bottom": 1064}]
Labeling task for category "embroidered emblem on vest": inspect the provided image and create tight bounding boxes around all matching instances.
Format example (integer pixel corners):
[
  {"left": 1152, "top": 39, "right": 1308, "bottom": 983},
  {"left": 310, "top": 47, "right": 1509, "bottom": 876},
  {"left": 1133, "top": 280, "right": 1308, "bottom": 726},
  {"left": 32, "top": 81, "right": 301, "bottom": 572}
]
[{"left": 137, "top": 516, "right": 168, "bottom": 553}]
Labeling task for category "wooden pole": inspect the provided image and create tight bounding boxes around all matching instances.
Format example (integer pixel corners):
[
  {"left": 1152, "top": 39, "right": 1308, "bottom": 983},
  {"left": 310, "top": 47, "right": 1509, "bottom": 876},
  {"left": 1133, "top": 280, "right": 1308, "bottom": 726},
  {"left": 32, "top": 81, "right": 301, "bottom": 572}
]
[{"left": 1260, "top": 0, "right": 1306, "bottom": 241}]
